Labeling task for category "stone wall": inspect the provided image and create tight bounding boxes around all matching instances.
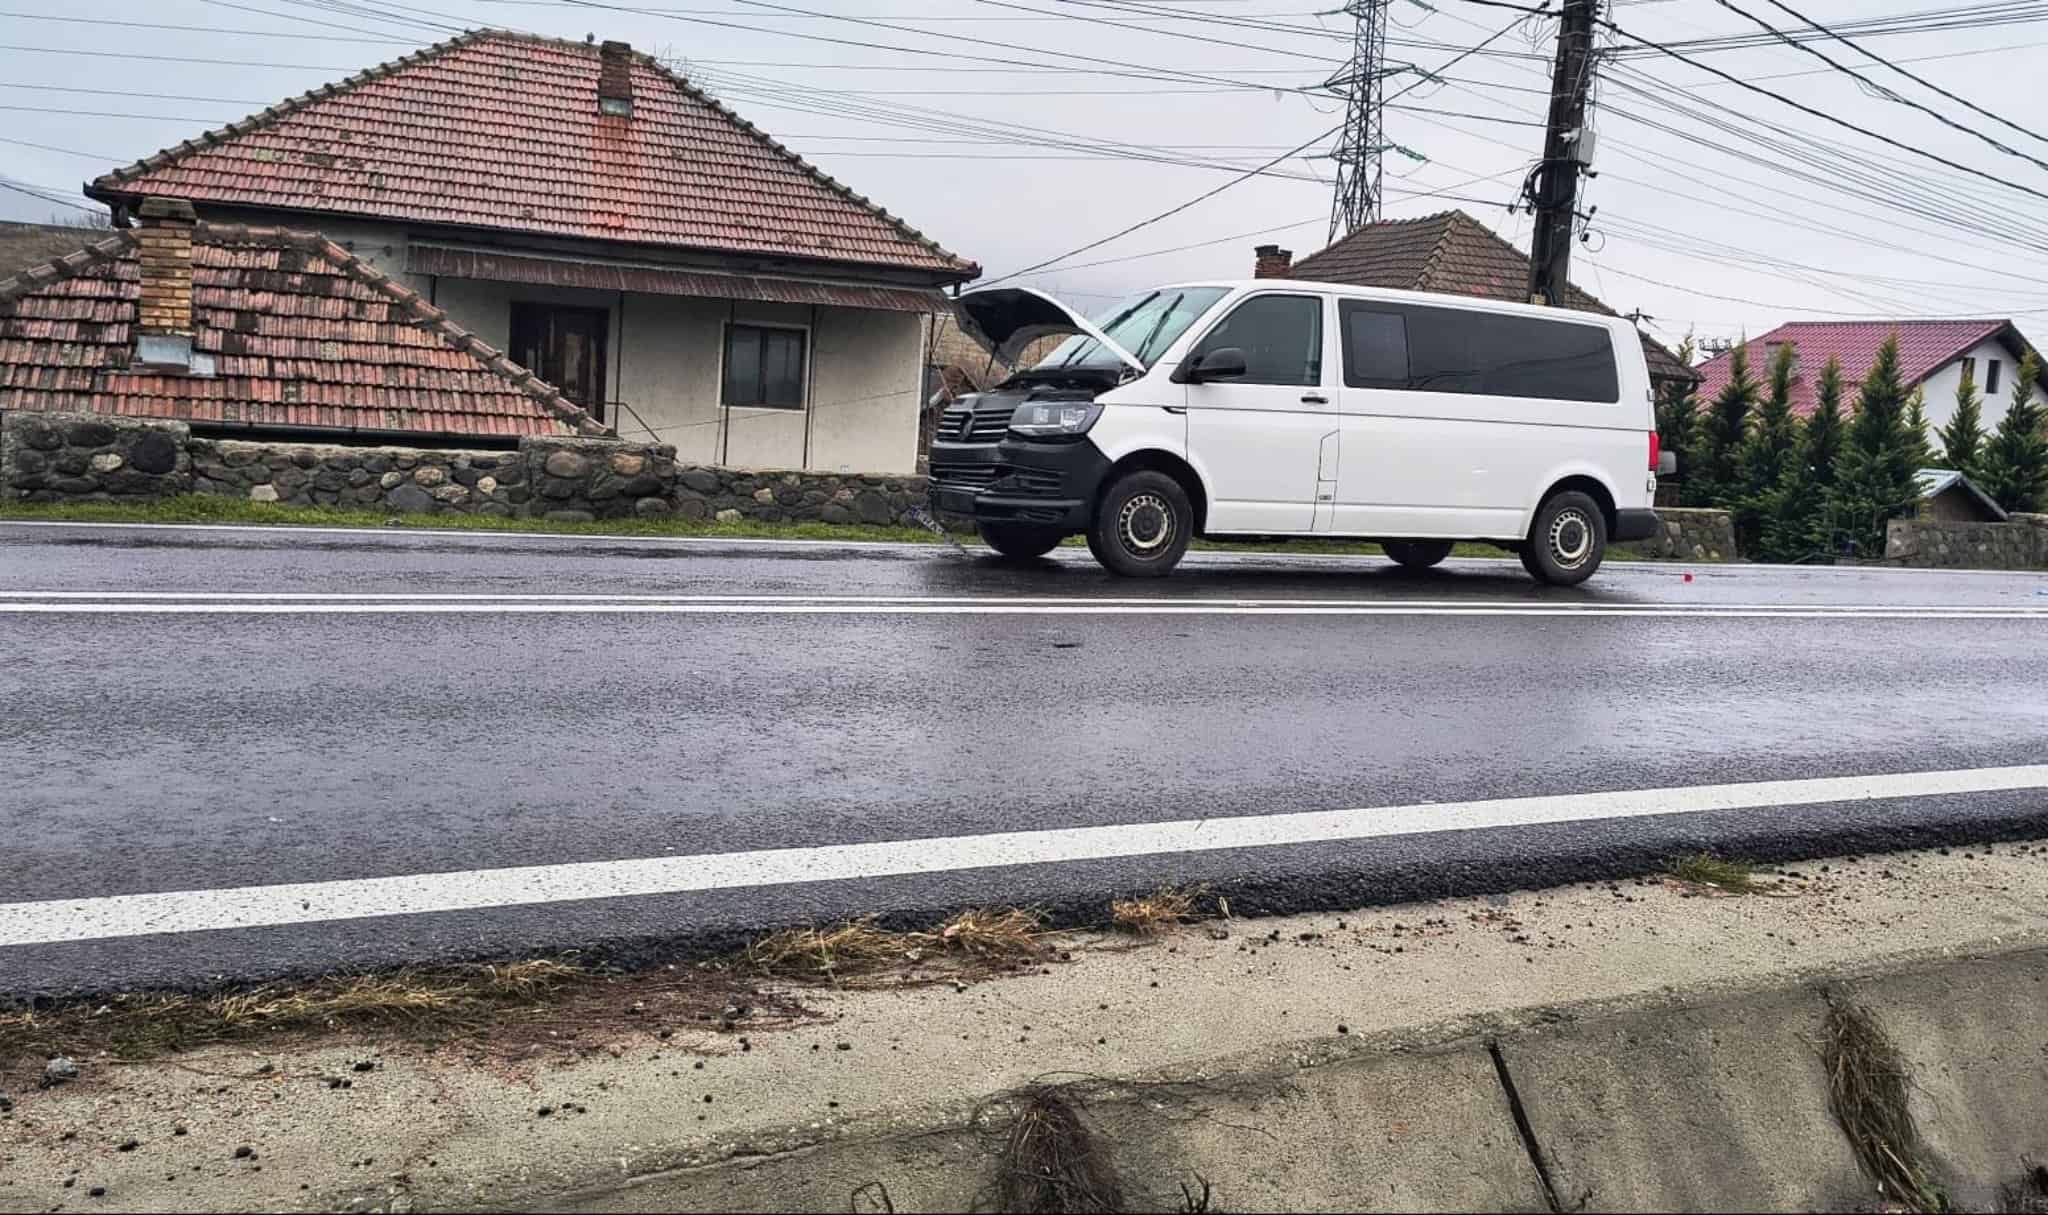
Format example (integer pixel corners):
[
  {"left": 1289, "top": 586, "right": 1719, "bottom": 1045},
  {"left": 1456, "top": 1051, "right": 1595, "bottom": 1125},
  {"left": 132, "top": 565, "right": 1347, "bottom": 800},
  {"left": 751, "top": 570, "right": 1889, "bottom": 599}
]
[
  {"left": 1613, "top": 507, "right": 1737, "bottom": 562},
  {"left": 1, "top": 412, "right": 938, "bottom": 529},
  {"left": 0, "top": 413, "right": 192, "bottom": 502},
  {"left": 1885, "top": 514, "right": 2048, "bottom": 570}
]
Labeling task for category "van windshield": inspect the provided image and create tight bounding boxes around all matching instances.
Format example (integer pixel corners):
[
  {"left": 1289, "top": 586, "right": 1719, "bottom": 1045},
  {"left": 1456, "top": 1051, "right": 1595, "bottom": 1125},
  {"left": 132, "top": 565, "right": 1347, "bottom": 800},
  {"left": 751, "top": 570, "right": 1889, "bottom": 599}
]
[{"left": 1029, "top": 287, "right": 1228, "bottom": 374}]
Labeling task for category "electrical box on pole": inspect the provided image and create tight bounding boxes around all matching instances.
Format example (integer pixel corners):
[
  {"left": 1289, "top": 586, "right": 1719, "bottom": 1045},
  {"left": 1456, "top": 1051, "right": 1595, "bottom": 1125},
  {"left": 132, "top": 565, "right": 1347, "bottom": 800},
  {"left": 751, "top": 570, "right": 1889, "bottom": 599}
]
[{"left": 1527, "top": 0, "right": 1601, "bottom": 308}]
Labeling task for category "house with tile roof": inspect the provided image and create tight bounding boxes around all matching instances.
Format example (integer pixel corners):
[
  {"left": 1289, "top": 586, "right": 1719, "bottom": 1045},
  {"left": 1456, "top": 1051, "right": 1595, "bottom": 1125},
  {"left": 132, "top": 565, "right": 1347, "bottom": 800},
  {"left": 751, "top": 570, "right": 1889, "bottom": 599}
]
[
  {"left": 0, "top": 199, "right": 603, "bottom": 440},
  {"left": 74, "top": 30, "right": 978, "bottom": 473},
  {"left": 1693, "top": 320, "right": 2047, "bottom": 439},
  {"left": 1257, "top": 211, "right": 1697, "bottom": 393}
]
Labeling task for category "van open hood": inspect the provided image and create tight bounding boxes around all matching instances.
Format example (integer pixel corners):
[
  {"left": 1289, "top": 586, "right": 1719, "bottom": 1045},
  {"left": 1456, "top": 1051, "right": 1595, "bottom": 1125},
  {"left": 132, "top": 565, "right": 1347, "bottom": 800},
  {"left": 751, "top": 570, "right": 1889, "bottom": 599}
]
[{"left": 951, "top": 287, "right": 1146, "bottom": 376}]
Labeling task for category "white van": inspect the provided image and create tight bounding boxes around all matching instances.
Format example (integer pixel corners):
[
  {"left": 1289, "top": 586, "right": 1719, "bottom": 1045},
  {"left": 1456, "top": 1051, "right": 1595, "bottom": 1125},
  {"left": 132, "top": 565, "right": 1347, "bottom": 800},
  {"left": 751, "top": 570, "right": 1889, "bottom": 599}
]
[{"left": 928, "top": 280, "right": 1659, "bottom": 585}]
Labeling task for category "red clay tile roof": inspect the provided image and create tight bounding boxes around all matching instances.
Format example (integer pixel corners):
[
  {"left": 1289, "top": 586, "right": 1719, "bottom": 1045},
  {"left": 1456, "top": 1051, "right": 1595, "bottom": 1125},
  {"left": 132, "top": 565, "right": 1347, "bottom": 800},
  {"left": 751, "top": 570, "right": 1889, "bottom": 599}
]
[
  {"left": 1692, "top": 320, "right": 2042, "bottom": 416},
  {"left": 0, "top": 222, "right": 112, "bottom": 280},
  {"left": 1288, "top": 210, "right": 1696, "bottom": 384},
  {"left": 0, "top": 224, "right": 605, "bottom": 438},
  {"left": 87, "top": 30, "right": 976, "bottom": 280}
]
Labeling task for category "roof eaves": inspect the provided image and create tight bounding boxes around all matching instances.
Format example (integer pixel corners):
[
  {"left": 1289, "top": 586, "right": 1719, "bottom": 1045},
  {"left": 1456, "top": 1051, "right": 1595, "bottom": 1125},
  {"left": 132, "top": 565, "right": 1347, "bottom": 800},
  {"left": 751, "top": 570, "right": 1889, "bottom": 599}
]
[
  {"left": 638, "top": 52, "right": 980, "bottom": 280},
  {"left": 86, "top": 30, "right": 492, "bottom": 201},
  {"left": 0, "top": 229, "right": 137, "bottom": 306}
]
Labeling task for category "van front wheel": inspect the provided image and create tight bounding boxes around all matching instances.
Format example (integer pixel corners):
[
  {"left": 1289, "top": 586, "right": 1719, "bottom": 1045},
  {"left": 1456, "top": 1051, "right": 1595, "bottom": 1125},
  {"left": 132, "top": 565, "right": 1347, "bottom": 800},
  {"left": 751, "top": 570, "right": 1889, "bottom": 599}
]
[
  {"left": 1522, "top": 490, "right": 1607, "bottom": 586},
  {"left": 1087, "top": 470, "right": 1193, "bottom": 577},
  {"left": 1383, "top": 540, "right": 1454, "bottom": 570}
]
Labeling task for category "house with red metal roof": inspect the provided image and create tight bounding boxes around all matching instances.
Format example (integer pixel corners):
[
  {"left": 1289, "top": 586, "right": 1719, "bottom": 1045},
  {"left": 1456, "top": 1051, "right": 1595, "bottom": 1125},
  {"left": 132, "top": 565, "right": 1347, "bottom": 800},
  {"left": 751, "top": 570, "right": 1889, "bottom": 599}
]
[
  {"left": 1693, "top": 320, "right": 2047, "bottom": 437},
  {"left": 73, "top": 30, "right": 979, "bottom": 473}
]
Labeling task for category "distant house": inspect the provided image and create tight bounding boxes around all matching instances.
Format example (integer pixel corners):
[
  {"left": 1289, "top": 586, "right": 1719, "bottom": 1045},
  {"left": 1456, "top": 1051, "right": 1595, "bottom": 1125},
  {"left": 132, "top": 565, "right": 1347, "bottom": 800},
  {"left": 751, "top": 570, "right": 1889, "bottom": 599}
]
[
  {"left": 1694, "top": 320, "right": 2048, "bottom": 437},
  {"left": 1, "top": 204, "right": 601, "bottom": 441},
  {"left": 67, "top": 30, "right": 978, "bottom": 472},
  {"left": 1912, "top": 468, "right": 2007, "bottom": 523},
  {"left": 1262, "top": 210, "right": 1698, "bottom": 395}
]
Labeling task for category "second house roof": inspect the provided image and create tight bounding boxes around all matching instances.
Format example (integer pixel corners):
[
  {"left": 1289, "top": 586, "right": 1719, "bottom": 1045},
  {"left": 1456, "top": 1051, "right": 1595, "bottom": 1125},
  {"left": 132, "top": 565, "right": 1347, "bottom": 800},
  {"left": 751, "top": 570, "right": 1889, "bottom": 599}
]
[{"left": 87, "top": 30, "right": 977, "bottom": 280}]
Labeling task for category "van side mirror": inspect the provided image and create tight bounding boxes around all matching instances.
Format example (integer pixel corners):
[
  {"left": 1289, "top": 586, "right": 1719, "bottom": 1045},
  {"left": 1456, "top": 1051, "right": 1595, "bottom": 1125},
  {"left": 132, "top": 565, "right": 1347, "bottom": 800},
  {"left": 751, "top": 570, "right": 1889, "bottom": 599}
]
[{"left": 1183, "top": 347, "right": 1247, "bottom": 384}]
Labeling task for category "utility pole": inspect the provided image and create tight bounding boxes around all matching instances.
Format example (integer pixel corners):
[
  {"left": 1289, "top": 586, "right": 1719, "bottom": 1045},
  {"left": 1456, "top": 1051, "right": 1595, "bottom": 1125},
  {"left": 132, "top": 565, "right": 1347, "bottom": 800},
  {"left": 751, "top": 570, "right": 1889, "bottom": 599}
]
[
  {"left": 1326, "top": 0, "right": 1393, "bottom": 245},
  {"left": 1527, "top": 0, "right": 1601, "bottom": 307}
]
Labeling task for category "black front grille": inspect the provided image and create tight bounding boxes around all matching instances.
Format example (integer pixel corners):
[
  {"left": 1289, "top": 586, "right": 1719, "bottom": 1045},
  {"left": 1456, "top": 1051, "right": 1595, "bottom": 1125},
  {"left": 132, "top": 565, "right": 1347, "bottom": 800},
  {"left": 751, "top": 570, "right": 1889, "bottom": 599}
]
[
  {"left": 931, "top": 462, "right": 1001, "bottom": 490},
  {"left": 938, "top": 406, "right": 1014, "bottom": 442}
]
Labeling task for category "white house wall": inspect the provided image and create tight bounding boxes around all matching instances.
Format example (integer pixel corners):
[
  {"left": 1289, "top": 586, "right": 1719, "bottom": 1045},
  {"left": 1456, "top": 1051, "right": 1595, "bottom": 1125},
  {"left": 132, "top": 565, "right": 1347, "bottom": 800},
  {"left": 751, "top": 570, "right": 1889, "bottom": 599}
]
[{"left": 1917, "top": 338, "right": 2044, "bottom": 437}]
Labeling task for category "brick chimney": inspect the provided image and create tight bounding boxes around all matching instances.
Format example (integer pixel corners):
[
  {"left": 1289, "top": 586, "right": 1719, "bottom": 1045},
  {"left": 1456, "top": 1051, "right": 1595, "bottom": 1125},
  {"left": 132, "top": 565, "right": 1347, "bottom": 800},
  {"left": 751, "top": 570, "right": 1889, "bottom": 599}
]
[
  {"left": 1253, "top": 244, "right": 1293, "bottom": 279},
  {"left": 135, "top": 197, "right": 196, "bottom": 336},
  {"left": 598, "top": 40, "right": 634, "bottom": 116}
]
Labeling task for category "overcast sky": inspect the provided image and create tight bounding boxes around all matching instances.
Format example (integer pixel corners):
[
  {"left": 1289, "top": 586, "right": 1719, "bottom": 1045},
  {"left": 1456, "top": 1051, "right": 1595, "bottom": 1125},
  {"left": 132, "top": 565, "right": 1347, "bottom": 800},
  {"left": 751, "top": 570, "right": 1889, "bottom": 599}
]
[{"left": 5, "top": 0, "right": 2046, "bottom": 353}]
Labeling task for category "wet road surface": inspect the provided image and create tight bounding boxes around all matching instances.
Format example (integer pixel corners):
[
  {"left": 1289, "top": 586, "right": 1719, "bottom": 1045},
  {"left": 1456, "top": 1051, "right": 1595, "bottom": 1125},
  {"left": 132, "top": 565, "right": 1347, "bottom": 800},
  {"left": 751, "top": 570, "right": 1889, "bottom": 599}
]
[{"left": 5, "top": 520, "right": 2047, "bottom": 994}]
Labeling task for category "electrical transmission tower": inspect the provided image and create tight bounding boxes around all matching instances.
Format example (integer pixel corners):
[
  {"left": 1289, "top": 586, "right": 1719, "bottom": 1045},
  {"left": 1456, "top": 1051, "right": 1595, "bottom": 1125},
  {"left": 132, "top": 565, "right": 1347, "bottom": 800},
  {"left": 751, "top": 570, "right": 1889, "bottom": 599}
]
[{"left": 1326, "top": 0, "right": 1394, "bottom": 245}]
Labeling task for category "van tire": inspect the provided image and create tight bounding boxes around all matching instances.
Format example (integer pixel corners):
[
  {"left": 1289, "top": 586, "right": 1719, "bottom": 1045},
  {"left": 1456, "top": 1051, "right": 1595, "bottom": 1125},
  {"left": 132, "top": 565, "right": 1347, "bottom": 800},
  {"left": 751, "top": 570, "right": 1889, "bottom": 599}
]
[
  {"left": 979, "top": 523, "right": 1063, "bottom": 560},
  {"left": 1383, "top": 540, "right": 1454, "bottom": 570},
  {"left": 1088, "top": 470, "right": 1193, "bottom": 577},
  {"left": 1522, "top": 490, "right": 1607, "bottom": 586}
]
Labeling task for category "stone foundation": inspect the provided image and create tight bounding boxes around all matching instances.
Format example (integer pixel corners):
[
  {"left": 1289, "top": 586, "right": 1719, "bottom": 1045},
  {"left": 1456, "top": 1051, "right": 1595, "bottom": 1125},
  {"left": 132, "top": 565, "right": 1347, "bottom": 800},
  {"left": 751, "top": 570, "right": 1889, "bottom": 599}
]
[
  {"left": 1, "top": 412, "right": 937, "bottom": 529},
  {"left": 1886, "top": 515, "right": 2048, "bottom": 570},
  {"left": 1613, "top": 507, "right": 1737, "bottom": 562},
  {"left": 0, "top": 413, "right": 192, "bottom": 502}
]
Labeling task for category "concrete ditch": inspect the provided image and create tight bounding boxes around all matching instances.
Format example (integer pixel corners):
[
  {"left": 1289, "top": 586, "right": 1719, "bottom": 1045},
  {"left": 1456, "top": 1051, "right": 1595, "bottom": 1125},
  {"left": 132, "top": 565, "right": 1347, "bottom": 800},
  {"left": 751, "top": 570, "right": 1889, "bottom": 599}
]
[{"left": 5, "top": 843, "right": 2048, "bottom": 1213}]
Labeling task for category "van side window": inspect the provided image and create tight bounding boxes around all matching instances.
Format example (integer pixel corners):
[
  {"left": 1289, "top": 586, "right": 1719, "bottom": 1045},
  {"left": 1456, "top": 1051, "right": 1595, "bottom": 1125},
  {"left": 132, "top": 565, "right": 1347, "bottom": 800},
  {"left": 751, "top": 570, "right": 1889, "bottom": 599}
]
[
  {"left": 1340, "top": 304, "right": 1409, "bottom": 387},
  {"left": 1190, "top": 295, "right": 1322, "bottom": 386},
  {"left": 1405, "top": 307, "right": 1619, "bottom": 403}
]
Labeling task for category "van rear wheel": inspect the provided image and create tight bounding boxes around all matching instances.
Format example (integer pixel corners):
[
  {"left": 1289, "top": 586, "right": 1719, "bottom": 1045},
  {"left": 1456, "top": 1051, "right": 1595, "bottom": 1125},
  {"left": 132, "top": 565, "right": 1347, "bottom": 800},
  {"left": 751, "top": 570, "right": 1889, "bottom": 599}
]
[
  {"left": 1522, "top": 490, "right": 1607, "bottom": 586},
  {"left": 1087, "top": 469, "right": 1193, "bottom": 577},
  {"left": 978, "top": 522, "right": 1063, "bottom": 560},
  {"left": 1383, "top": 540, "right": 1454, "bottom": 570}
]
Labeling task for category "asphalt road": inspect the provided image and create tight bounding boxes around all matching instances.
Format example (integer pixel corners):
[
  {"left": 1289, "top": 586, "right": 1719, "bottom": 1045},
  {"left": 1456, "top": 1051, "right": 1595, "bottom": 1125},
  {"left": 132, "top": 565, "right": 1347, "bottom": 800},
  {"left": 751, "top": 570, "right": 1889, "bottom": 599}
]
[{"left": 5, "top": 520, "right": 2047, "bottom": 996}]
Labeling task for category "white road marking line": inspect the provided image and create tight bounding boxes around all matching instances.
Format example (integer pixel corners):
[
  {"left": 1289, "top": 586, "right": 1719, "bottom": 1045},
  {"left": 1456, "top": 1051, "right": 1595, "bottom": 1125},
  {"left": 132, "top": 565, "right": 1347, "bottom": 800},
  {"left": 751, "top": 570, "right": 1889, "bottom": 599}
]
[
  {"left": 2, "top": 603, "right": 2044, "bottom": 618},
  {"left": 0, "top": 591, "right": 2037, "bottom": 614},
  {"left": 6, "top": 765, "right": 2045, "bottom": 947}
]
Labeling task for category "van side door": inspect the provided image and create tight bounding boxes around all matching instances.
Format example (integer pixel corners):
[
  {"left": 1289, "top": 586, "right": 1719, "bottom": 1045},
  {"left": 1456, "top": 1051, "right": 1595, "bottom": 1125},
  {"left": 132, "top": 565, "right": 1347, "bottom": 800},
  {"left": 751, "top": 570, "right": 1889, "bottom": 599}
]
[
  {"left": 1334, "top": 298, "right": 1624, "bottom": 539},
  {"left": 1181, "top": 292, "right": 1336, "bottom": 534}
]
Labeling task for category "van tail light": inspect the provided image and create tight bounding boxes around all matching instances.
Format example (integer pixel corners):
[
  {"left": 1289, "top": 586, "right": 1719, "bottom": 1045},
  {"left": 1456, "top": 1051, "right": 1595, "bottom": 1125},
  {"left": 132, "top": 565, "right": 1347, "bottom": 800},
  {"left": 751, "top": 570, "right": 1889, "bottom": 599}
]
[{"left": 1649, "top": 431, "right": 1661, "bottom": 472}]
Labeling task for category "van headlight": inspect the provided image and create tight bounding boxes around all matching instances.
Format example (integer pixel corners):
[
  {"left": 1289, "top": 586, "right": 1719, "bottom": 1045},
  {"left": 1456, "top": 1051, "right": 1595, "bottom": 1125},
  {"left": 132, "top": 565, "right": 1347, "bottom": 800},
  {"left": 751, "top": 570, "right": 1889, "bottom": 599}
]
[{"left": 1008, "top": 402, "right": 1102, "bottom": 438}]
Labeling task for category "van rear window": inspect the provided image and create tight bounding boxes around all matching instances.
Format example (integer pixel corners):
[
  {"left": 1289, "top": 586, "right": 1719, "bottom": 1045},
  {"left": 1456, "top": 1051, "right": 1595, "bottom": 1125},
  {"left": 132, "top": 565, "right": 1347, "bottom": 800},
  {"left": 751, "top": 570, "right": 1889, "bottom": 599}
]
[{"left": 1341, "top": 301, "right": 1619, "bottom": 403}]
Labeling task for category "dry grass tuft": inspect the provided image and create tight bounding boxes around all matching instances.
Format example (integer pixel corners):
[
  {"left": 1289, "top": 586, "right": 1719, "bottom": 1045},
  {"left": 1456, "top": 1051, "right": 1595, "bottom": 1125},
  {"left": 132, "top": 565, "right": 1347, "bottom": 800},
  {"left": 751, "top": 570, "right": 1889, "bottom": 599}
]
[
  {"left": 1665, "top": 852, "right": 1776, "bottom": 895},
  {"left": 1, "top": 960, "right": 595, "bottom": 1064},
  {"left": 1821, "top": 994, "right": 1945, "bottom": 1213},
  {"left": 1999, "top": 1162, "right": 2048, "bottom": 1214},
  {"left": 744, "top": 909, "right": 1050, "bottom": 982},
  {"left": 994, "top": 1087, "right": 1124, "bottom": 1214},
  {"left": 1111, "top": 886, "right": 1204, "bottom": 935}
]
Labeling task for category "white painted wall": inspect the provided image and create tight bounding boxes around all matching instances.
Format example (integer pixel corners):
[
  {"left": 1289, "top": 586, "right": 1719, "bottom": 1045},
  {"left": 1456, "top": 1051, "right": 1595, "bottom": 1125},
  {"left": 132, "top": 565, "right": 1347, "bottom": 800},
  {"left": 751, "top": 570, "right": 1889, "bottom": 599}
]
[{"left": 1917, "top": 338, "right": 2044, "bottom": 440}]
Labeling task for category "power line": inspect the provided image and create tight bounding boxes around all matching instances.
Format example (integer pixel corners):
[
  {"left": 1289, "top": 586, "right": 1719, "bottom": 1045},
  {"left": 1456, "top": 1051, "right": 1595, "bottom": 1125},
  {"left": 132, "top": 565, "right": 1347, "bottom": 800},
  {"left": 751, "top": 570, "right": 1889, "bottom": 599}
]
[
  {"left": 1753, "top": 0, "right": 2048, "bottom": 151},
  {"left": 0, "top": 12, "right": 415, "bottom": 42},
  {"left": 1599, "top": 14, "right": 2048, "bottom": 208},
  {"left": 1700, "top": 0, "right": 2048, "bottom": 178},
  {"left": 0, "top": 178, "right": 100, "bottom": 213}
]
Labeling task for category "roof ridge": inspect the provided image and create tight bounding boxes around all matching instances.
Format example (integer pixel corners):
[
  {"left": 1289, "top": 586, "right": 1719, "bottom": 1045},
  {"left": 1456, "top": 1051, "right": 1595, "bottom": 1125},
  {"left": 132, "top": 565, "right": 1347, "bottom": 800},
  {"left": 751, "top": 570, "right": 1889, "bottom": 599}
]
[
  {"left": 1410, "top": 210, "right": 1473, "bottom": 293},
  {"left": 196, "top": 221, "right": 611, "bottom": 438},
  {"left": 0, "top": 229, "right": 138, "bottom": 306},
  {"left": 638, "top": 54, "right": 977, "bottom": 276},
  {"left": 88, "top": 30, "right": 494, "bottom": 195}
]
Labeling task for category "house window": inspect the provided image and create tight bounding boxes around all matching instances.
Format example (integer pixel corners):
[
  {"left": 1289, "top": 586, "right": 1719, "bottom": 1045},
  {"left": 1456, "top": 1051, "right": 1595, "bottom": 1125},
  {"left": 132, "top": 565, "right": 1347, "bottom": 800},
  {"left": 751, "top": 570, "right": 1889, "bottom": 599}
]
[
  {"left": 1987, "top": 358, "right": 2003, "bottom": 394},
  {"left": 723, "top": 324, "right": 808, "bottom": 409},
  {"left": 510, "top": 303, "right": 609, "bottom": 421}
]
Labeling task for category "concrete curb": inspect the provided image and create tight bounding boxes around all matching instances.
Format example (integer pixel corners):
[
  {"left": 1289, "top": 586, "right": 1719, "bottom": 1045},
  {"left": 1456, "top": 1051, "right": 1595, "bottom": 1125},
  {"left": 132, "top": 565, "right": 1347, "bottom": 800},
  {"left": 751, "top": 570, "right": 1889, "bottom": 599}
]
[{"left": 545, "top": 946, "right": 2048, "bottom": 1214}]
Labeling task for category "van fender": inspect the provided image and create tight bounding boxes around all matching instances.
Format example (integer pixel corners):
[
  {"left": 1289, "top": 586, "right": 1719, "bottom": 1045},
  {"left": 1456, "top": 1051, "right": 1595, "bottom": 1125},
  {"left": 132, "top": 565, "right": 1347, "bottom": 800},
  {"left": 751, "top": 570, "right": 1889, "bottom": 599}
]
[{"left": 1522, "top": 461, "right": 1621, "bottom": 534}]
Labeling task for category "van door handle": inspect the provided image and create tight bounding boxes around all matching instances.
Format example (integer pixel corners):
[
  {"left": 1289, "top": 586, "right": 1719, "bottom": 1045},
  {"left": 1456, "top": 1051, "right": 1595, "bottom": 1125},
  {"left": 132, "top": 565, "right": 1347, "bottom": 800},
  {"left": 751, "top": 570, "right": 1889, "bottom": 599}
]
[
  {"left": 1162, "top": 405, "right": 1187, "bottom": 415},
  {"left": 1301, "top": 392, "right": 1329, "bottom": 404}
]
